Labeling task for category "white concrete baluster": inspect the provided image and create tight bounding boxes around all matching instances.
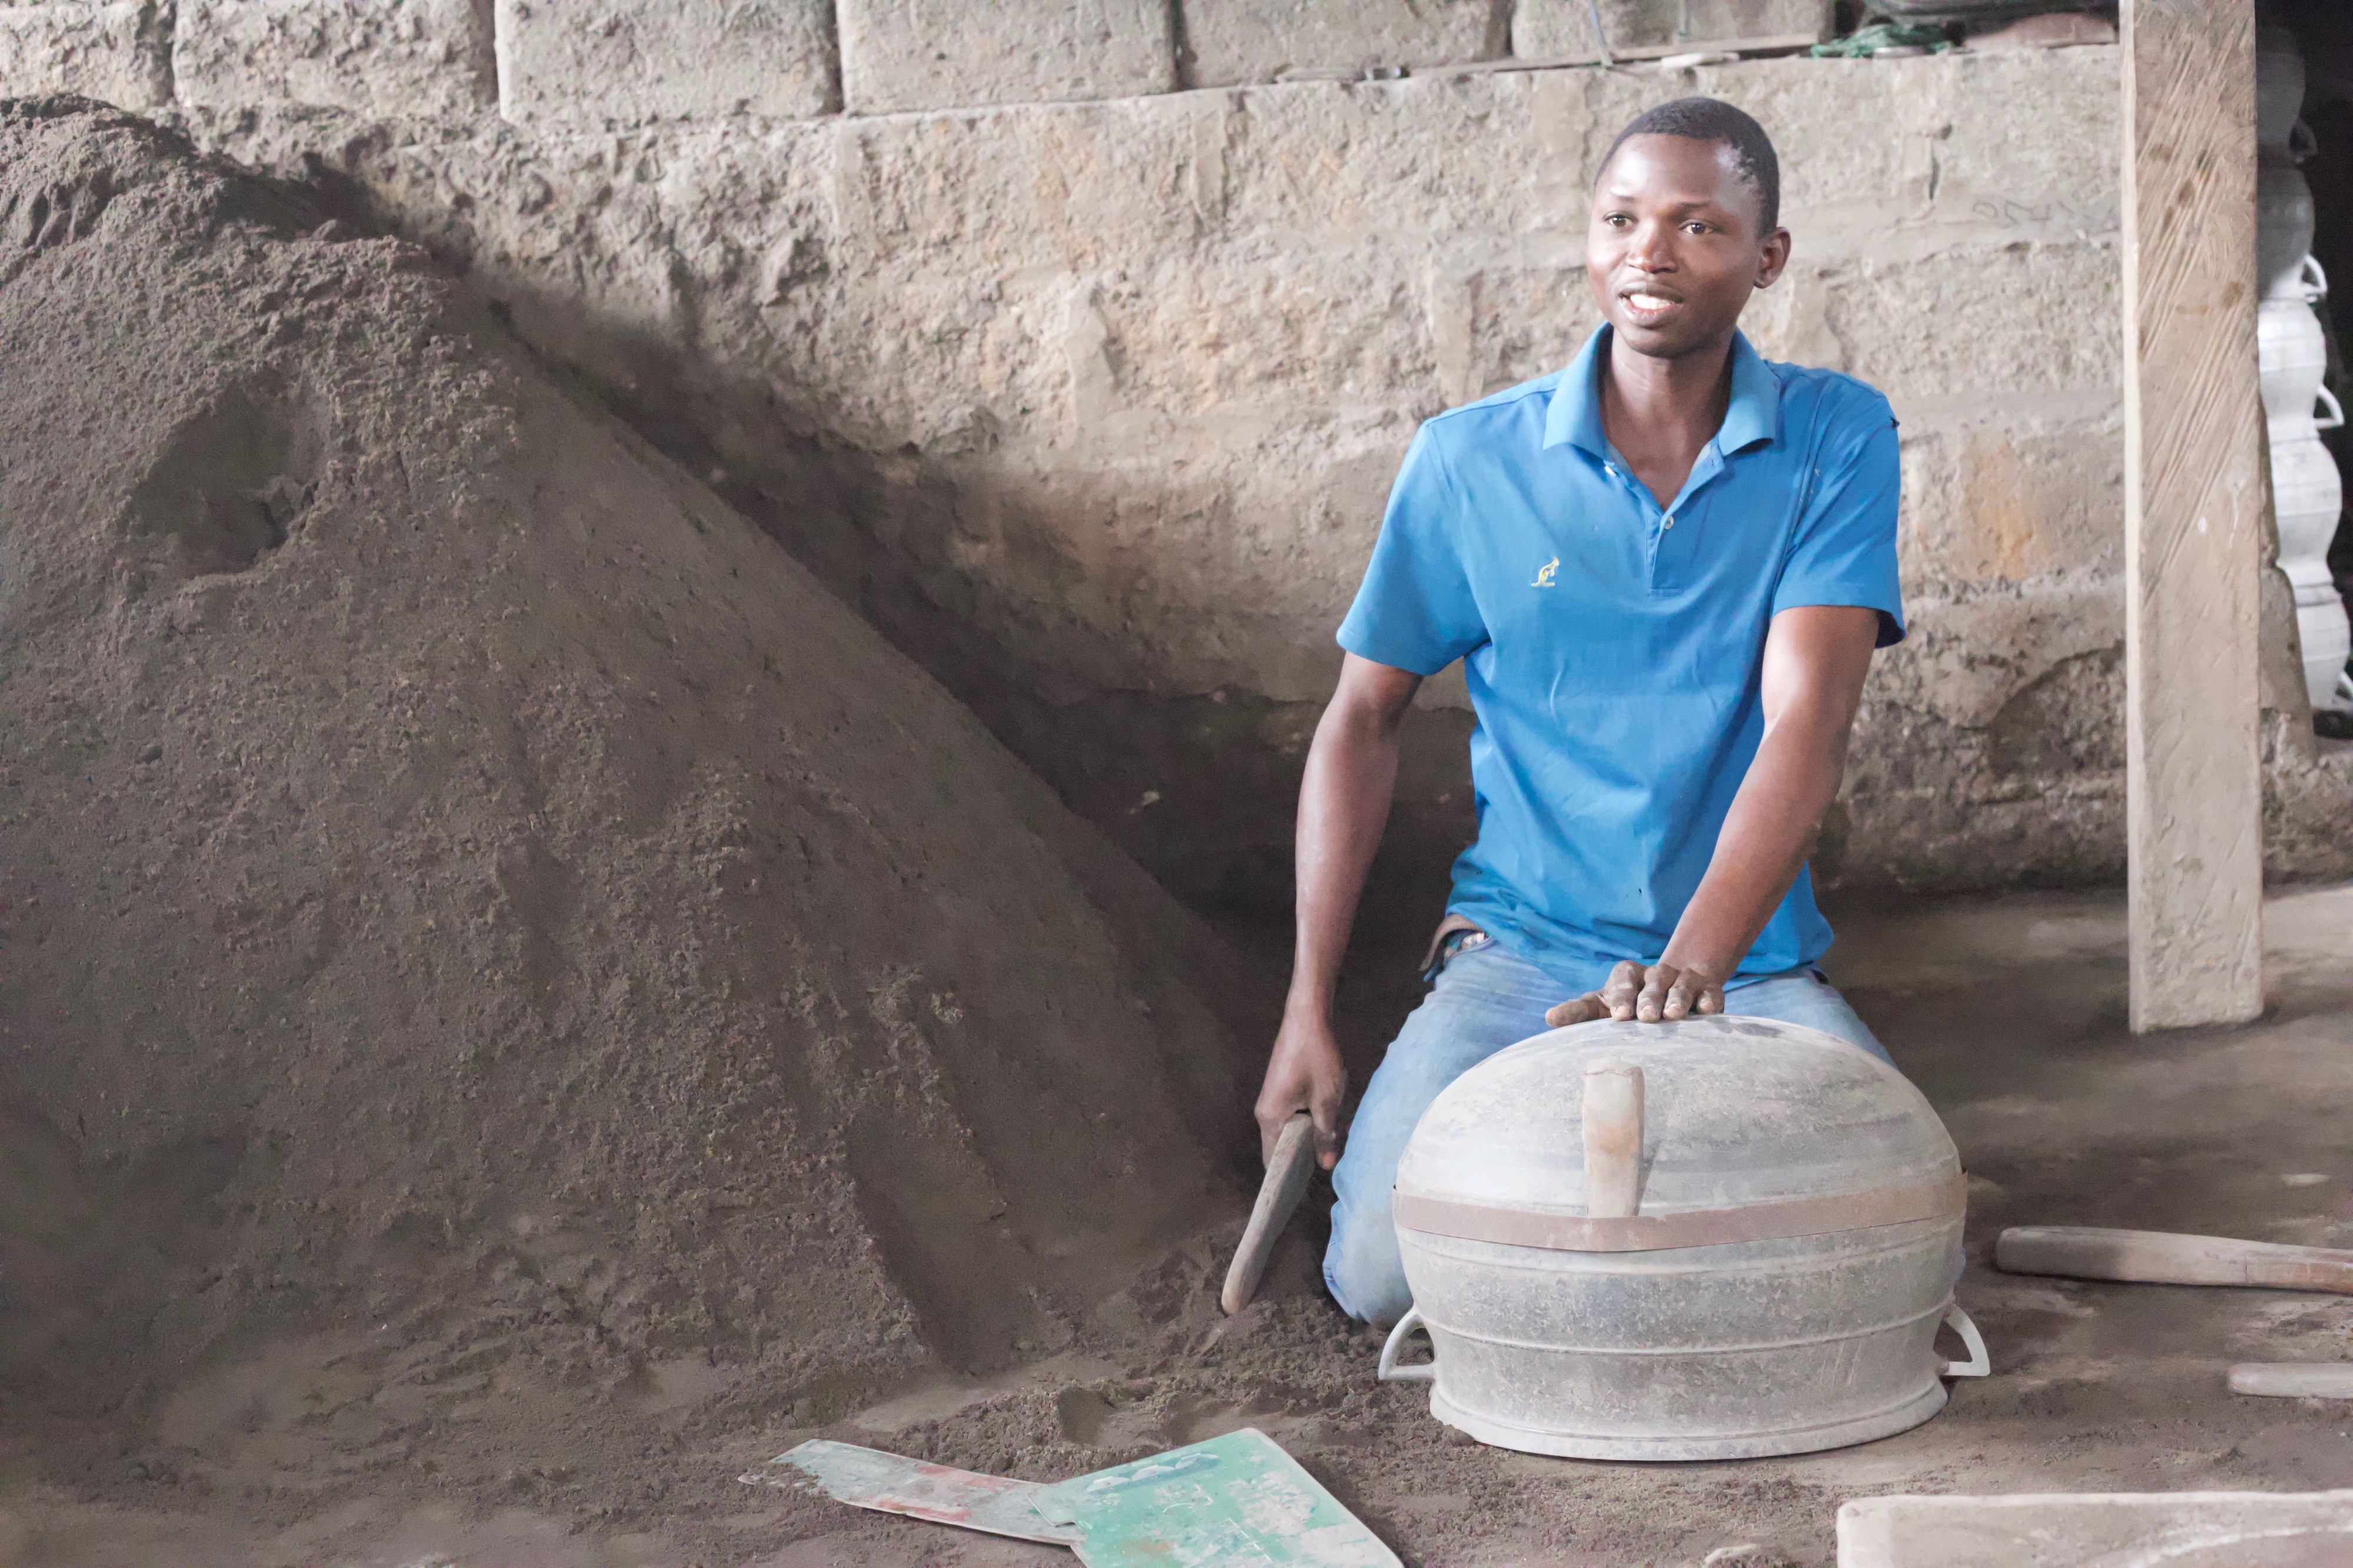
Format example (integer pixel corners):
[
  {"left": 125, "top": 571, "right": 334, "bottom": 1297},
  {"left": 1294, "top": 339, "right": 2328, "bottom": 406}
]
[{"left": 2257, "top": 25, "right": 2352, "bottom": 715}]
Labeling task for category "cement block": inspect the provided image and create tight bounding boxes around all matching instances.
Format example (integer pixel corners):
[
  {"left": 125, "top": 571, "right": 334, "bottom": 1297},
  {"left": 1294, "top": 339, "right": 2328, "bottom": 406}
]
[
  {"left": 1180, "top": 0, "right": 1495, "bottom": 88},
  {"left": 838, "top": 0, "right": 1174, "bottom": 114},
  {"left": 0, "top": 3, "right": 166, "bottom": 108},
  {"left": 1514, "top": 0, "right": 1831, "bottom": 59},
  {"left": 1899, "top": 422, "right": 2121, "bottom": 590},
  {"left": 495, "top": 0, "right": 837, "bottom": 131},
  {"left": 1810, "top": 245, "right": 2121, "bottom": 407},
  {"left": 1837, "top": 1490, "right": 2353, "bottom": 1567},
  {"left": 1868, "top": 582, "right": 2121, "bottom": 733},
  {"left": 1684, "top": 52, "right": 2118, "bottom": 245},
  {"left": 176, "top": 0, "right": 495, "bottom": 118}
]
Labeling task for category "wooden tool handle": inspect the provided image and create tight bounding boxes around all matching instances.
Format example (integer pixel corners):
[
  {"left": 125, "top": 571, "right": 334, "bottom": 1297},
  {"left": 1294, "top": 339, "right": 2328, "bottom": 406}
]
[
  {"left": 1995, "top": 1226, "right": 2353, "bottom": 1295},
  {"left": 1221, "top": 1113, "right": 1316, "bottom": 1315},
  {"left": 2231, "top": 1362, "right": 2353, "bottom": 1399}
]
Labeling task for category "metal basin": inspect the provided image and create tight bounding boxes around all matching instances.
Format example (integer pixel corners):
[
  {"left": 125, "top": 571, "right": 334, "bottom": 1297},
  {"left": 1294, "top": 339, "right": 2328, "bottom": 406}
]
[{"left": 1381, "top": 1016, "right": 1987, "bottom": 1460}]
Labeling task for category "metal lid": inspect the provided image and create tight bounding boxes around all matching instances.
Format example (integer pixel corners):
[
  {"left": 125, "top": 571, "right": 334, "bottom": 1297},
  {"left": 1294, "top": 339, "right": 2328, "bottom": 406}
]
[{"left": 1392, "top": 1016, "right": 1962, "bottom": 1253}]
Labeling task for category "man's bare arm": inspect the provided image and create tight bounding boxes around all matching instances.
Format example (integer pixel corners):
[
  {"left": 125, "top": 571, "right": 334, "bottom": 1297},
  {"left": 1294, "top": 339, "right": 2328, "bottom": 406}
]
[
  {"left": 1255, "top": 653, "right": 1422, "bottom": 1167},
  {"left": 1549, "top": 604, "right": 1881, "bottom": 1026}
]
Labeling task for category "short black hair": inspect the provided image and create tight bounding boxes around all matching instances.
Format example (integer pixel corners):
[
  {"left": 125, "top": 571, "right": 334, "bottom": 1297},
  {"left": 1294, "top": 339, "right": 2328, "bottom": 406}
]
[{"left": 1598, "top": 97, "right": 1781, "bottom": 235}]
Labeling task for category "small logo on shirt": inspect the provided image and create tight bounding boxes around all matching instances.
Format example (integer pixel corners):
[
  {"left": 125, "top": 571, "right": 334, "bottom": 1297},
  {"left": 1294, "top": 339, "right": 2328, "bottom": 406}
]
[{"left": 1531, "top": 556, "right": 1559, "bottom": 588}]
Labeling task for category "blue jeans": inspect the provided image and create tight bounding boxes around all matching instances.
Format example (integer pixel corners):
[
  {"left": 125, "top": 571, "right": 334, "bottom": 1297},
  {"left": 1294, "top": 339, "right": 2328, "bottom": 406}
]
[{"left": 1323, "top": 940, "right": 1893, "bottom": 1327}]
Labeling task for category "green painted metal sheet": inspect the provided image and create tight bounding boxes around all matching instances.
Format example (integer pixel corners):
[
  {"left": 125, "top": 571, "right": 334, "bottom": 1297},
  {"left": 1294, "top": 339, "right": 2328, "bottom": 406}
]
[{"left": 1032, "top": 1427, "right": 1401, "bottom": 1567}]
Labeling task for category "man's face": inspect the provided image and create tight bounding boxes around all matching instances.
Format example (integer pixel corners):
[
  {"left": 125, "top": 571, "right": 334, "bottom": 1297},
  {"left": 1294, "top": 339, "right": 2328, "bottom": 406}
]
[{"left": 1585, "top": 133, "right": 1790, "bottom": 361}]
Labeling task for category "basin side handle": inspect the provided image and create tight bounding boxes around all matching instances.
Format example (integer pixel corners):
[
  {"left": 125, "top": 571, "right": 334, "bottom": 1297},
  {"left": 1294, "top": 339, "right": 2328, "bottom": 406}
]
[
  {"left": 1377, "top": 1306, "right": 1435, "bottom": 1383},
  {"left": 1583, "top": 1058, "right": 1645, "bottom": 1217},
  {"left": 1937, "top": 1302, "right": 1990, "bottom": 1378}
]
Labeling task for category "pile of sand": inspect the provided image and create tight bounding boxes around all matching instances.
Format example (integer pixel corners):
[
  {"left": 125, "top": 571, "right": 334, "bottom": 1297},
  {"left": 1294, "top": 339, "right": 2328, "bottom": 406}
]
[{"left": 0, "top": 99, "right": 1255, "bottom": 1441}]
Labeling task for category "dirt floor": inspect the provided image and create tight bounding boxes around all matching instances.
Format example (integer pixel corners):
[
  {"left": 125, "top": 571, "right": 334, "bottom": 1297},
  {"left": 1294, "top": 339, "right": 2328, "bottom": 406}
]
[{"left": 0, "top": 881, "right": 2347, "bottom": 1567}]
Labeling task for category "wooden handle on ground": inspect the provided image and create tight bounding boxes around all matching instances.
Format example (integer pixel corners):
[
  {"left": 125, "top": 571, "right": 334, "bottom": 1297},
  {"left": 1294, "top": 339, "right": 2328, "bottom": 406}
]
[
  {"left": 1582, "top": 1058, "right": 1644, "bottom": 1219},
  {"left": 1995, "top": 1226, "right": 2353, "bottom": 1294},
  {"left": 2231, "top": 1362, "right": 2353, "bottom": 1399},
  {"left": 1221, "top": 1113, "right": 1316, "bottom": 1315}
]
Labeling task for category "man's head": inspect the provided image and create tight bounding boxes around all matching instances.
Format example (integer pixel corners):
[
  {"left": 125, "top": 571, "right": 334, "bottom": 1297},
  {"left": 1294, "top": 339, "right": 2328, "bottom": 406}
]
[{"left": 1587, "top": 97, "right": 1791, "bottom": 362}]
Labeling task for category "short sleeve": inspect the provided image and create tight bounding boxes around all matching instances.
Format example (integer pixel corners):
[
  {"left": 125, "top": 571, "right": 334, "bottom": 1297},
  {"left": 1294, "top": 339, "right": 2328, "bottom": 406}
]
[
  {"left": 1336, "top": 422, "right": 1488, "bottom": 675},
  {"left": 1772, "top": 404, "right": 1905, "bottom": 648}
]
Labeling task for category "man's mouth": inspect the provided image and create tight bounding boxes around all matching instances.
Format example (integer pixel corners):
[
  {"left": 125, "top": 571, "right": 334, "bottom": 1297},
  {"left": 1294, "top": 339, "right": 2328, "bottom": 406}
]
[{"left": 1618, "top": 286, "right": 1685, "bottom": 325}]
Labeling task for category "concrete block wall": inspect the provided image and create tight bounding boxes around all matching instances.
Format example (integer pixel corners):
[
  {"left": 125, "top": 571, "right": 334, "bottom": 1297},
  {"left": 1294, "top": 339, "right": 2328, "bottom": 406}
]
[
  {"left": 0, "top": 3, "right": 165, "bottom": 107},
  {"left": 842, "top": 0, "right": 1173, "bottom": 114},
  {"left": 495, "top": 0, "right": 837, "bottom": 129},
  {"left": 1182, "top": 1, "right": 1497, "bottom": 87},
  {"left": 1515, "top": 0, "right": 1831, "bottom": 61},
  {"left": 0, "top": 0, "right": 1836, "bottom": 122},
  {"left": 178, "top": 0, "right": 495, "bottom": 118},
  {"left": 0, "top": 9, "right": 2338, "bottom": 904}
]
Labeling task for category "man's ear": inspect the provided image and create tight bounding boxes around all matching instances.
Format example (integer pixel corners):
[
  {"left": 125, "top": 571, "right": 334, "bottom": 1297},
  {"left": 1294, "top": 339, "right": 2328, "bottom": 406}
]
[{"left": 1754, "top": 226, "right": 1792, "bottom": 291}]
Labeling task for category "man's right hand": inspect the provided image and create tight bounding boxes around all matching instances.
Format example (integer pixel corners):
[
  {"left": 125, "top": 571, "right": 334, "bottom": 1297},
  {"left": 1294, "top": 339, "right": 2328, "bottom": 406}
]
[{"left": 1255, "top": 1007, "right": 1348, "bottom": 1170}]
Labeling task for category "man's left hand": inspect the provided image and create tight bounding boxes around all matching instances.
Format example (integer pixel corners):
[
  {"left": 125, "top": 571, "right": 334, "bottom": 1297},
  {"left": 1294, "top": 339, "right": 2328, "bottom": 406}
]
[{"left": 1545, "top": 958, "right": 1725, "bottom": 1027}]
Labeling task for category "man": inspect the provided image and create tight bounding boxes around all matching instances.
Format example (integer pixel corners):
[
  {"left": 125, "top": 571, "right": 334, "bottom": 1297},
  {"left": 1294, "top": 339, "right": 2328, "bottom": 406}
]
[{"left": 1255, "top": 98, "right": 1904, "bottom": 1328}]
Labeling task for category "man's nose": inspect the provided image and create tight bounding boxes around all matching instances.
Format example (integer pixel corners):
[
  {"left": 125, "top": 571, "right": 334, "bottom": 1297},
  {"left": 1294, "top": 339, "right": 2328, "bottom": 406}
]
[{"left": 1627, "top": 218, "right": 1676, "bottom": 271}]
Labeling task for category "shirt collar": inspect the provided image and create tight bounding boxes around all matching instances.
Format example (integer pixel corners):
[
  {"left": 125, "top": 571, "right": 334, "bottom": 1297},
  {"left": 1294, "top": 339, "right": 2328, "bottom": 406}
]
[
  {"left": 1542, "top": 325, "right": 1782, "bottom": 458},
  {"left": 1718, "top": 332, "right": 1781, "bottom": 453}
]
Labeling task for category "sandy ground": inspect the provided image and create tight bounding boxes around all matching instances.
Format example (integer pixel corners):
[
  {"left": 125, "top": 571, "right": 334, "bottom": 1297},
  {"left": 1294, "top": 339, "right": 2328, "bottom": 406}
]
[{"left": 3, "top": 882, "right": 2349, "bottom": 1567}]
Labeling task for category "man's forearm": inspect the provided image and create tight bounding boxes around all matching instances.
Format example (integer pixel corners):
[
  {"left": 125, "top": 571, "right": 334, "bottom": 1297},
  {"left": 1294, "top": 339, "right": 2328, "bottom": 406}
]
[
  {"left": 1662, "top": 604, "right": 1878, "bottom": 981},
  {"left": 1257, "top": 656, "right": 1420, "bottom": 1163},
  {"left": 1661, "top": 718, "right": 1844, "bottom": 976},
  {"left": 1287, "top": 703, "right": 1404, "bottom": 1019}
]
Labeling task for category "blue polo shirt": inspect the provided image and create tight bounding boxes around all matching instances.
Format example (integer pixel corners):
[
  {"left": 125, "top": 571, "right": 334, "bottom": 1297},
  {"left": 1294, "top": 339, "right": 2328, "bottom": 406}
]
[{"left": 1338, "top": 325, "right": 1902, "bottom": 995}]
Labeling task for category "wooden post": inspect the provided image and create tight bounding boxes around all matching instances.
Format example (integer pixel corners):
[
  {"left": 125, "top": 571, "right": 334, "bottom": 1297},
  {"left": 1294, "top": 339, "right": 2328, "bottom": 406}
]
[{"left": 2121, "top": 0, "right": 2266, "bottom": 1032}]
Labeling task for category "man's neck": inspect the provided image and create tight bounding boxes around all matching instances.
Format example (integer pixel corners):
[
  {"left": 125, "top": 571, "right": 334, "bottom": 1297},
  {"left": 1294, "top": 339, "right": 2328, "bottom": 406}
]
[
  {"left": 1598, "top": 329, "right": 1737, "bottom": 508},
  {"left": 1601, "top": 328, "right": 1735, "bottom": 438}
]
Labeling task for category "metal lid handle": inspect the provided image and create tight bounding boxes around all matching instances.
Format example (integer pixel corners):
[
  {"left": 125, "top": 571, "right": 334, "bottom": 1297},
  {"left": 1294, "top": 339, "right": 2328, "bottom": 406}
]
[
  {"left": 1937, "top": 1302, "right": 1990, "bottom": 1378},
  {"left": 1582, "top": 1058, "right": 1645, "bottom": 1218},
  {"left": 1377, "top": 1306, "right": 1435, "bottom": 1383}
]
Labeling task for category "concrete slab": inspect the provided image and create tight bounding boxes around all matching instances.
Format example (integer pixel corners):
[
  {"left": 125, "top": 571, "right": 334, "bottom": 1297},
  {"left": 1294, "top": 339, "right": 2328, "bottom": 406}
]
[
  {"left": 1837, "top": 1490, "right": 2353, "bottom": 1567},
  {"left": 176, "top": 0, "right": 495, "bottom": 119},
  {"left": 838, "top": 0, "right": 1174, "bottom": 114},
  {"left": 1179, "top": 0, "right": 1495, "bottom": 88},
  {"left": 0, "top": 2, "right": 166, "bottom": 107},
  {"left": 494, "top": 0, "right": 836, "bottom": 129}
]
